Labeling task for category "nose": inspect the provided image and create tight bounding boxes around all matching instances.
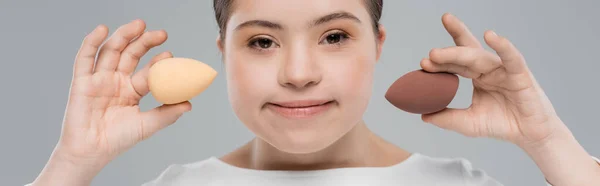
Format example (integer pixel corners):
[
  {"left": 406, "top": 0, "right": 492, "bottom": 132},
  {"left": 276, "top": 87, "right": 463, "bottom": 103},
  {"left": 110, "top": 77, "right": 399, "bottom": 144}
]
[{"left": 278, "top": 45, "right": 322, "bottom": 89}]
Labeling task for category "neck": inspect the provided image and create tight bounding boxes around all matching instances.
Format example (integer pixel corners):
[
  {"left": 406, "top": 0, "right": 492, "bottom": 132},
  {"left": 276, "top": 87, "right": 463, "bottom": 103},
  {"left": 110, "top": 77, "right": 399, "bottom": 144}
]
[{"left": 221, "top": 120, "right": 411, "bottom": 170}]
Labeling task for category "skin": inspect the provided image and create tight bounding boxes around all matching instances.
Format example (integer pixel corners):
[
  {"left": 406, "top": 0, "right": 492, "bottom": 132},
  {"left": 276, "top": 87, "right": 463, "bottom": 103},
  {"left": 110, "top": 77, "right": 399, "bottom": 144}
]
[
  {"left": 216, "top": 0, "right": 408, "bottom": 169},
  {"left": 31, "top": 0, "right": 600, "bottom": 185}
]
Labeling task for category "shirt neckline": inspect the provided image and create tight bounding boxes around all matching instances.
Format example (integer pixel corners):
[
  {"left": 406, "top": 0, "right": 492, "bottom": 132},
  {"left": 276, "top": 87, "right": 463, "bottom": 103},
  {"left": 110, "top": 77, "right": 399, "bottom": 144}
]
[{"left": 206, "top": 153, "right": 423, "bottom": 178}]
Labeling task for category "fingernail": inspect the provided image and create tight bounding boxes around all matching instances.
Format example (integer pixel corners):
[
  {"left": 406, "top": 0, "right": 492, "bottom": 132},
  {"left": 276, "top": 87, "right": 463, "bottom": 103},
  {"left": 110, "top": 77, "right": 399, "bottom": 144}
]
[{"left": 490, "top": 31, "right": 498, "bottom": 36}]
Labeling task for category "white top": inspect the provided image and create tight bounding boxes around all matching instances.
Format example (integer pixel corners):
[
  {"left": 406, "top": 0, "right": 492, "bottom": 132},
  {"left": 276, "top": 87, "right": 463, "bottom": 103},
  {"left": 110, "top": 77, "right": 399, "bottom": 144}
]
[
  {"left": 139, "top": 153, "right": 599, "bottom": 186},
  {"left": 24, "top": 153, "right": 599, "bottom": 185},
  {"left": 142, "top": 153, "right": 503, "bottom": 186}
]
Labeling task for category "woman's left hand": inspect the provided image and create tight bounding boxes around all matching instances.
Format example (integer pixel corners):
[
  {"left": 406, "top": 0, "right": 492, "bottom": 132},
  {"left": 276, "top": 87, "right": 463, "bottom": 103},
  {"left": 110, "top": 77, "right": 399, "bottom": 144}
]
[{"left": 419, "top": 13, "right": 564, "bottom": 147}]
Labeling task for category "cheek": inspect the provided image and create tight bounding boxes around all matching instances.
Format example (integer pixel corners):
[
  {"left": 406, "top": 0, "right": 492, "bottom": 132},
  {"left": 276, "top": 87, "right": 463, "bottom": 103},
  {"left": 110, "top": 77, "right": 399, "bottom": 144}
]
[
  {"left": 337, "top": 61, "right": 373, "bottom": 95},
  {"left": 321, "top": 49, "right": 375, "bottom": 104},
  {"left": 225, "top": 50, "right": 278, "bottom": 117},
  {"left": 317, "top": 46, "right": 375, "bottom": 136}
]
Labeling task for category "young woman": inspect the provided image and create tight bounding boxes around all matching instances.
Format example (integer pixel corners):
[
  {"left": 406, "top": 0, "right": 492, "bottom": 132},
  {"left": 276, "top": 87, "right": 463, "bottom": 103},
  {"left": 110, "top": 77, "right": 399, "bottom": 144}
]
[{"left": 29, "top": 0, "right": 600, "bottom": 185}]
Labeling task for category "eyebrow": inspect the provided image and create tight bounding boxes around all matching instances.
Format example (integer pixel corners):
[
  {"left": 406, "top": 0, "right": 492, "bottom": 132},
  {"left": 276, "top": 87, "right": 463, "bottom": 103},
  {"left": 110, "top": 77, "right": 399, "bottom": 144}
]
[
  {"left": 234, "top": 20, "right": 283, "bottom": 31},
  {"left": 311, "top": 11, "right": 362, "bottom": 27},
  {"left": 233, "top": 11, "right": 362, "bottom": 32}
]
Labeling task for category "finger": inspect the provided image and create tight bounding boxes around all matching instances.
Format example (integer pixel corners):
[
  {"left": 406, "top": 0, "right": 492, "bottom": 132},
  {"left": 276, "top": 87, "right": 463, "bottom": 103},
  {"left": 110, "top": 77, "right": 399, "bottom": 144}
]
[
  {"left": 74, "top": 25, "right": 108, "bottom": 77},
  {"left": 94, "top": 19, "right": 146, "bottom": 72},
  {"left": 140, "top": 101, "right": 192, "bottom": 140},
  {"left": 420, "top": 58, "right": 481, "bottom": 79},
  {"left": 484, "top": 30, "right": 528, "bottom": 74},
  {"left": 429, "top": 46, "right": 503, "bottom": 74},
  {"left": 117, "top": 30, "right": 168, "bottom": 75},
  {"left": 421, "top": 108, "right": 479, "bottom": 138},
  {"left": 441, "top": 13, "right": 482, "bottom": 48},
  {"left": 131, "top": 51, "right": 173, "bottom": 97}
]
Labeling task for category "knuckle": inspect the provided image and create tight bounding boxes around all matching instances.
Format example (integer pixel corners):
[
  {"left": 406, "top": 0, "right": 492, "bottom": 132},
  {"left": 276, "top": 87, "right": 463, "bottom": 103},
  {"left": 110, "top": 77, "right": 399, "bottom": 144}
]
[
  {"left": 140, "top": 37, "right": 154, "bottom": 49},
  {"left": 138, "top": 32, "right": 160, "bottom": 49},
  {"left": 82, "top": 35, "right": 100, "bottom": 48},
  {"left": 103, "top": 42, "right": 122, "bottom": 55},
  {"left": 459, "top": 48, "right": 477, "bottom": 65},
  {"left": 103, "top": 37, "right": 122, "bottom": 49},
  {"left": 125, "top": 50, "right": 144, "bottom": 61}
]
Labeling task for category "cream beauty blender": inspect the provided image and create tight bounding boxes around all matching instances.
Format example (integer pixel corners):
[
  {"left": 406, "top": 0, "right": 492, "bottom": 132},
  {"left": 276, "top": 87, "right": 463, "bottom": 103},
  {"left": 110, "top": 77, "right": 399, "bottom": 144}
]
[{"left": 148, "top": 57, "right": 217, "bottom": 105}]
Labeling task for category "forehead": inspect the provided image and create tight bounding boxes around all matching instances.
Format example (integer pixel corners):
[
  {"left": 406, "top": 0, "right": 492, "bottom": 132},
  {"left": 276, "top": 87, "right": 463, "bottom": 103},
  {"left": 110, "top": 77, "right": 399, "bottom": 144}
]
[{"left": 227, "top": 0, "right": 370, "bottom": 30}]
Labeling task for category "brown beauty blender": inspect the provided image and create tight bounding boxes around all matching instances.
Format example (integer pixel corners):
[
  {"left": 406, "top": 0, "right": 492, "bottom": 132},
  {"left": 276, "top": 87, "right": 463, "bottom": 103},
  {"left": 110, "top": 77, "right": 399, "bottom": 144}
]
[{"left": 385, "top": 69, "right": 459, "bottom": 114}]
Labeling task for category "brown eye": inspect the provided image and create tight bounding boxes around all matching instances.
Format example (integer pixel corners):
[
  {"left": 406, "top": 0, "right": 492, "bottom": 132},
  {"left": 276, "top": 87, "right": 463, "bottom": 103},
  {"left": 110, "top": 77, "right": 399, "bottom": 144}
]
[
  {"left": 326, "top": 34, "right": 342, "bottom": 44},
  {"left": 257, "top": 38, "right": 273, "bottom": 48},
  {"left": 321, "top": 31, "right": 350, "bottom": 45},
  {"left": 249, "top": 37, "right": 275, "bottom": 49}
]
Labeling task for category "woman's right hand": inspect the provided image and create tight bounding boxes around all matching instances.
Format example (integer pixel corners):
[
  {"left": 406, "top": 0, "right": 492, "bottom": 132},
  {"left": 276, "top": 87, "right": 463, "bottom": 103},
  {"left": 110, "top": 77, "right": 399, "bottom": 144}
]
[{"left": 32, "top": 19, "right": 191, "bottom": 186}]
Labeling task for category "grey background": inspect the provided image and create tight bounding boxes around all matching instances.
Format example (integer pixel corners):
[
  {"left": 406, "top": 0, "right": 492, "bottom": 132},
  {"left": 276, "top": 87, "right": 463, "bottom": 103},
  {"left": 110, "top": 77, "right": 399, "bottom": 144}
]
[{"left": 1, "top": 0, "right": 598, "bottom": 185}]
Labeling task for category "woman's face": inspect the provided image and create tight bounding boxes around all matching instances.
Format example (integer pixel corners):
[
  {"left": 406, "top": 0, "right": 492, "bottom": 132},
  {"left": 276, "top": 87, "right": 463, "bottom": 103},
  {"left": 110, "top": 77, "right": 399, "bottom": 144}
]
[{"left": 218, "top": 0, "right": 385, "bottom": 154}]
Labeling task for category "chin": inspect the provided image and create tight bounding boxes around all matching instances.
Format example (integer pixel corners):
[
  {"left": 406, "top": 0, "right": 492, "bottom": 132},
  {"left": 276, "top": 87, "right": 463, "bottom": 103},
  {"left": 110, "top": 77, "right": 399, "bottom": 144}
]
[
  {"left": 264, "top": 124, "right": 346, "bottom": 154},
  {"left": 242, "top": 100, "right": 365, "bottom": 155}
]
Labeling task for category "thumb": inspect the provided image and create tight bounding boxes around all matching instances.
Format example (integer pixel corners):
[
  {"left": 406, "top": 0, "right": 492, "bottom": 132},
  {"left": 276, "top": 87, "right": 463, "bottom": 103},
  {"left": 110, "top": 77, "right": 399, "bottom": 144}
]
[
  {"left": 140, "top": 101, "right": 192, "bottom": 139},
  {"left": 421, "top": 108, "right": 478, "bottom": 137}
]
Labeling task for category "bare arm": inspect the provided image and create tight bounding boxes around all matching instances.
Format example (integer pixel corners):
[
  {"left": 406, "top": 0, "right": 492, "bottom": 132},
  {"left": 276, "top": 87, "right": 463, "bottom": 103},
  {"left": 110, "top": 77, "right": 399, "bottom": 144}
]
[
  {"left": 520, "top": 119, "right": 600, "bottom": 186},
  {"left": 31, "top": 148, "right": 108, "bottom": 186}
]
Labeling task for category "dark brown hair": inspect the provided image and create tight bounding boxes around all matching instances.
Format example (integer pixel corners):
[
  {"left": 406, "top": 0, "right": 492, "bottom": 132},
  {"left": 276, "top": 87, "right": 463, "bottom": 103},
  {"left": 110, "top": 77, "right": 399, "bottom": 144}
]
[{"left": 213, "top": 0, "right": 383, "bottom": 42}]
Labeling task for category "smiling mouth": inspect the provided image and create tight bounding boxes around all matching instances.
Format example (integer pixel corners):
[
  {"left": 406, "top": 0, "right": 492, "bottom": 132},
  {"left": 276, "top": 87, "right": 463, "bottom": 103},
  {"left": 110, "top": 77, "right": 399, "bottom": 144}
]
[{"left": 266, "top": 100, "right": 335, "bottom": 119}]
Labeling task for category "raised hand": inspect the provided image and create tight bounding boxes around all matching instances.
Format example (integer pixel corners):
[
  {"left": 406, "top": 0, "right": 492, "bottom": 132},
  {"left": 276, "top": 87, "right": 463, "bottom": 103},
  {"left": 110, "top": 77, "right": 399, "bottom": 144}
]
[
  {"left": 419, "top": 13, "right": 600, "bottom": 185},
  {"left": 32, "top": 20, "right": 191, "bottom": 186},
  {"left": 419, "top": 13, "right": 562, "bottom": 147}
]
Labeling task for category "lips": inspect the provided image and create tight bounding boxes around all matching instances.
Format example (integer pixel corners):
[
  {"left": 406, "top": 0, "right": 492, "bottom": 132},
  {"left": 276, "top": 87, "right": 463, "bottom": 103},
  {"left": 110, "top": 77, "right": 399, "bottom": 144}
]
[{"left": 266, "top": 100, "right": 335, "bottom": 119}]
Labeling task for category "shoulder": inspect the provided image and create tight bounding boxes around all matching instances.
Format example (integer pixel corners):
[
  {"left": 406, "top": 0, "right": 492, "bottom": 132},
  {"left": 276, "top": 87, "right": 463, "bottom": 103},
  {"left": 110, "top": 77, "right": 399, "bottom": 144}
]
[
  {"left": 408, "top": 153, "right": 504, "bottom": 186},
  {"left": 141, "top": 157, "right": 224, "bottom": 186}
]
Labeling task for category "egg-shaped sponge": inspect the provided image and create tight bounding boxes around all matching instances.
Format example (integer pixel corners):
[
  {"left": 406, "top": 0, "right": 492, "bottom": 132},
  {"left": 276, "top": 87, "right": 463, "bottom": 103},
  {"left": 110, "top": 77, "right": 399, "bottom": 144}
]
[
  {"left": 385, "top": 69, "right": 459, "bottom": 114},
  {"left": 148, "top": 58, "right": 217, "bottom": 105}
]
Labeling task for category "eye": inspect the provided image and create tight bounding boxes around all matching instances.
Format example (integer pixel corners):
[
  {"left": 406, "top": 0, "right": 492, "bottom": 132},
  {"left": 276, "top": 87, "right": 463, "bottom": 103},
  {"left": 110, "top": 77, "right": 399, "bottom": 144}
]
[
  {"left": 248, "top": 37, "right": 279, "bottom": 51},
  {"left": 320, "top": 31, "right": 350, "bottom": 45}
]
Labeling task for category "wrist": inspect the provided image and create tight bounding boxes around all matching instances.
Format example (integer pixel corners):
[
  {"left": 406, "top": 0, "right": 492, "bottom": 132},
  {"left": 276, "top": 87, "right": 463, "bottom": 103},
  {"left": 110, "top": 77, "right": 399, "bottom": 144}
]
[
  {"left": 517, "top": 119, "right": 600, "bottom": 185},
  {"left": 54, "top": 144, "right": 112, "bottom": 168},
  {"left": 32, "top": 147, "right": 109, "bottom": 186},
  {"left": 516, "top": 116, "right": 573, "bottom": 152}
]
